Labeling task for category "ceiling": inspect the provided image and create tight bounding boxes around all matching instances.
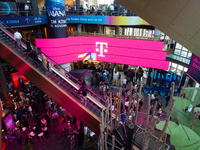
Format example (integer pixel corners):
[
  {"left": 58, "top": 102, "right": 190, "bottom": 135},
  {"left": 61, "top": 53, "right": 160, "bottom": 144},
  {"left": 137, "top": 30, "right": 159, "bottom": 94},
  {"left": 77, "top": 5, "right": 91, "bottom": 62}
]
[{"left": 116, "top": 0, "right": 200, "bottom": 58}]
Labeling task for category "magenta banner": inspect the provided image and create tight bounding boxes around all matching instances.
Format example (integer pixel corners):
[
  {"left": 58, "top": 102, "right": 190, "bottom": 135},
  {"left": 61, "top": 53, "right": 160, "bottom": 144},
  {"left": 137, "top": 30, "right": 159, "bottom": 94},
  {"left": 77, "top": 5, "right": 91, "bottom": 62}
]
[
  {"left": 36, "top": 37, "right": 169, "bottom": 70},
  {"left": 4, "top": 113, "right": 15, "bottom": 130},
  {"left": 187, "top": 54, "right": 200, "bottom": 84}
]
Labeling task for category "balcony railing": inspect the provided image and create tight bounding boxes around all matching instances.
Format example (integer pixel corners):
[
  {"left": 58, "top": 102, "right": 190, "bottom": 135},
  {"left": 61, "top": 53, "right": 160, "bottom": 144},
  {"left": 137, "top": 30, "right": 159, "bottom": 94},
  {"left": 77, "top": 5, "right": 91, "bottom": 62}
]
[
  {"left": 0, "top": 9, "right": 135, "bottom": 17},
  {"left": 71, "top": 31, "right": 161, "bottom": 41}
]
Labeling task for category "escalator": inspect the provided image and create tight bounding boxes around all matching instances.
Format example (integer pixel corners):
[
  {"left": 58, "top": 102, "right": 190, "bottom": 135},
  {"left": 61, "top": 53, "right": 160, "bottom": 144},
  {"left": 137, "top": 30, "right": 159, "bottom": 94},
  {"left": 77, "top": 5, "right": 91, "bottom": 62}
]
[{"left": 0, "top": 21, "right": 110, "bottom": 135}]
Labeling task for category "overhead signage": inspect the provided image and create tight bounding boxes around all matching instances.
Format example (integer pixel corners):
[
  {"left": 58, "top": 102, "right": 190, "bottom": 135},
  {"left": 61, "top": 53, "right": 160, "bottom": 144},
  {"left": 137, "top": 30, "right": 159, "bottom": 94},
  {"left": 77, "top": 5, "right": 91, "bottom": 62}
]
[
  {"left": 0, "top": 15, "right": 47, "bottom": 27},
  {"left": 36, "top": 37, "right": 169, "bottom": 70},
  {"left": 0, "top": 15, "right": 150, "bottom": 27}
]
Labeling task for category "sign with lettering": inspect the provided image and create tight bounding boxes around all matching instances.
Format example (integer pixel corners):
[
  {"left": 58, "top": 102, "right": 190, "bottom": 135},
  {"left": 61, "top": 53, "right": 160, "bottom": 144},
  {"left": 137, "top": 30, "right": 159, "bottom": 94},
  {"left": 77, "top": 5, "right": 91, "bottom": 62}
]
[
  {"left": 4, "top": 113, "right": 15, "bottom": 130},
  {"left": 187, "top": 54, "right": 200, "bottom": 84},
  {"left": 45, "top": 0, "right": 68, "bottom": 38},
  {"left": 0, "top": 15, "right": 47, "bottom": 27}
]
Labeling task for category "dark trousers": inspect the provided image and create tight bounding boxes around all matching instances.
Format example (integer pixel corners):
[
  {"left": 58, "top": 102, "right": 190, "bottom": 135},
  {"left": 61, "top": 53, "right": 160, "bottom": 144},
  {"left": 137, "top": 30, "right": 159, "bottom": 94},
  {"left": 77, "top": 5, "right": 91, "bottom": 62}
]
[{"left": 53, "top": 119, "right": 59, "bottom": 127}]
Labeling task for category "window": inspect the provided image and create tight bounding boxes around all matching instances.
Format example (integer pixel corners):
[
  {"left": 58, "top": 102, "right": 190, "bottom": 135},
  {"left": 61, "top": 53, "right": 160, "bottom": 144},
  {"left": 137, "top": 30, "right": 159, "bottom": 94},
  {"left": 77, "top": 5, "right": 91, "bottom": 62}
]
[
  {"left": 172, "top": 63, "right": 177, "bottom": 68},
  {"left": 174, "top": 49, "right": 181, "bottom": 55},
  {"left": 175, "top": 43, "right": 182, "bottom": 49},
  {"left": 181, "top": 51, "right": 187, "bottom": 57},
  {"left": 178, "top": 65, "right": 183, "bottom": 70}
]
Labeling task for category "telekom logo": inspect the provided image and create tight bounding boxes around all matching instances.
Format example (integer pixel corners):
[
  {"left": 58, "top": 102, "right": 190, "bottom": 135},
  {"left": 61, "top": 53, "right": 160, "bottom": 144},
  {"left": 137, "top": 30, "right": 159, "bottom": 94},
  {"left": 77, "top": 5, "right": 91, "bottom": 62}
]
[{"left": 96, "top": 42, "right": 108, "bottom": 57}]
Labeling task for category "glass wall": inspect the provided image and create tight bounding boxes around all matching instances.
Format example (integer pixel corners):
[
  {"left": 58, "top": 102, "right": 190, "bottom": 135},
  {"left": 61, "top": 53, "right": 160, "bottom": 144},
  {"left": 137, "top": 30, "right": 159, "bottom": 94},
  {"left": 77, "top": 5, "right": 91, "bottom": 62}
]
[{"left": 168, "top": 62, "right": 188, "bottom": 76}]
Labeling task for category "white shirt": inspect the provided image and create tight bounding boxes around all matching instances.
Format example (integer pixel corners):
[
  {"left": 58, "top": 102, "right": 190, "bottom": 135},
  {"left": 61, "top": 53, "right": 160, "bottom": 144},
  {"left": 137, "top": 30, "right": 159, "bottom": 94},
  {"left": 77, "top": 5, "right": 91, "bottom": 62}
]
[
  {"left": 14, "top": 32, "right": 22, "bottom": 40},
  {"left": 110, "top": 5, "right": 114, "bottom": 10},
  {"left": 151, "top": 94, "right": 155, "bottom": 100},
  {"left": 25, "top": 5, "right": 29, "bottom": 11},
  {"left": 122, "top": 78, "right": 127, "bottom": 84},
  {"left": 85, "top": 6, "right": 88, "bottom": 11},
  {"left": 28, "top": 105, "right": 32, "bottom": 111}
]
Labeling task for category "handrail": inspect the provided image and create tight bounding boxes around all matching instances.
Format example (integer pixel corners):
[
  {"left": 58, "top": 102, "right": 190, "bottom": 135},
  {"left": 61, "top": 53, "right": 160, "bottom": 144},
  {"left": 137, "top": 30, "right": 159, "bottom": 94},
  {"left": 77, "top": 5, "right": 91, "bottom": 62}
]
[
  {"left": 71, "top": 31, "right": 161, "bottom": 41},
  {"left": 0, "top": 25, "right": 103, "bottom": 118},
  {"left": 0, "top": 19, "right": 106, "bottom": 106}
]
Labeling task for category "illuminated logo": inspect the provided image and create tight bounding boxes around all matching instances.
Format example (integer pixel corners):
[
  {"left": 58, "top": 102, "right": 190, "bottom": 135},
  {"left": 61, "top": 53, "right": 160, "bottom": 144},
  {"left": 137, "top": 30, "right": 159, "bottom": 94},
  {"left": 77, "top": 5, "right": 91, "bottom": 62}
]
[
  {"left": 78, "top": 53, "right": 96, "bottom": 61},
  {"left": 96, "top": 42, "right": 107, "bottom": 57},
  {"left": 6, "top": 119, "right": 12, "bottom": 127}
]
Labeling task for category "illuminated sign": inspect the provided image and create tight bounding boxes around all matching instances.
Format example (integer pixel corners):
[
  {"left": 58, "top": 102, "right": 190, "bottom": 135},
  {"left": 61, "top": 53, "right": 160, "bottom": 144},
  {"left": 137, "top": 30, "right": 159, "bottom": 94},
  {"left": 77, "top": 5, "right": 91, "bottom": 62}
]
[
  {"left": 36, "top": 37, "right": 169, "bottom": 70},
  {"left": 4, "top": 113, "right": 15, "bottom": 130},
  {"left": 96, "top": 42, "right": 108, "bottom": 57}
]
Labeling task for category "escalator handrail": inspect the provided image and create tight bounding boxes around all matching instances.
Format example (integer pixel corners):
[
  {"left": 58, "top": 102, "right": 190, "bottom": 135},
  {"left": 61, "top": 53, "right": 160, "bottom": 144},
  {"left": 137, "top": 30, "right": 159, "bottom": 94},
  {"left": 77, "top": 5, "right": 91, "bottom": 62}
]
[
  {"left": 0, "top": 28, "right": 102, "bottom": 118},
  {"left": 0, "top": 19, "right": 106, "bottom": 106}
]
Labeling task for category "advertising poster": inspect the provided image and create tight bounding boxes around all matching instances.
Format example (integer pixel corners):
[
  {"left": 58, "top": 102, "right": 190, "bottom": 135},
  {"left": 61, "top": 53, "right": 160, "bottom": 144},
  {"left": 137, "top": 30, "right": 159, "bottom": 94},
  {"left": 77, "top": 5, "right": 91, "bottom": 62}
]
[
  {"left": 4, "top": 113, "right": 15, "bottom": 130},
  {"left": 45, "top": 0, "right": 68, "bottom": 38},
  {"left": 187, "top": 54, "right": 200, "bottom": 84}
]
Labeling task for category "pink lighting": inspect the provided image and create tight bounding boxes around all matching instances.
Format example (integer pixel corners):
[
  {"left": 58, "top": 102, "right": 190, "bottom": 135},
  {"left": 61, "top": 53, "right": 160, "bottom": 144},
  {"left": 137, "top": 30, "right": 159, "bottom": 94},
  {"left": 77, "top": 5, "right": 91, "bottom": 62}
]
[{"left": 36, "top": 37, "right": 169, "bottom": 70}]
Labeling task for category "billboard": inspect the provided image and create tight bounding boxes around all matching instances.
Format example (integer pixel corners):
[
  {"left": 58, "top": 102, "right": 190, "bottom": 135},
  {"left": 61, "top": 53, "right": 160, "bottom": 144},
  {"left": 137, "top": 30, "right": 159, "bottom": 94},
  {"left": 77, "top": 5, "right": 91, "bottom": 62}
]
[
  {"left": 0, "top": 2, "right": 18, "bottom": 15},
  {"left": 45, "top": 0, "right": 68, "bottom": 38},
  {"left": 4, "top": 113, "right": 15, "bottom": 130},
  {"left": 36, "top": 37, "right": 169, "bottom": 70},
  {"left": 187, "top": 54, "right": 200, "bottom": 84}
]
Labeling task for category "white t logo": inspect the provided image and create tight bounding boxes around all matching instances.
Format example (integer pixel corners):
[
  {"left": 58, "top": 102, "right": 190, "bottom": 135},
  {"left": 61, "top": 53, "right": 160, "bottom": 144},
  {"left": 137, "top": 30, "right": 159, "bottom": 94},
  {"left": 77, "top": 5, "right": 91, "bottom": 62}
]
[{"left": 96, "top": 42, "right": 108, "bottom": 57}]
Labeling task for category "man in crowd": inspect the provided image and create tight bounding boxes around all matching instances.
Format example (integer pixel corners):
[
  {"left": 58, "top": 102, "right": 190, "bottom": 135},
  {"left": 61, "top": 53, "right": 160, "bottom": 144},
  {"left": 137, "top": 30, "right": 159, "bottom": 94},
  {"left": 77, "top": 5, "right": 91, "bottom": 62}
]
[{"left": 14, "top": 29, "right": 22, "bottom": 49}]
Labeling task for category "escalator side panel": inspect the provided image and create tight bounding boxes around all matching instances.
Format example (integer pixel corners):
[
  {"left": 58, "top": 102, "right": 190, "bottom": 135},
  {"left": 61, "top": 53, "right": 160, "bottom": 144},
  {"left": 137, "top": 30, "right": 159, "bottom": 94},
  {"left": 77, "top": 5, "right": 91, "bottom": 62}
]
[{"left": 0, "top": 41, "right": 101, "bottom": 135}]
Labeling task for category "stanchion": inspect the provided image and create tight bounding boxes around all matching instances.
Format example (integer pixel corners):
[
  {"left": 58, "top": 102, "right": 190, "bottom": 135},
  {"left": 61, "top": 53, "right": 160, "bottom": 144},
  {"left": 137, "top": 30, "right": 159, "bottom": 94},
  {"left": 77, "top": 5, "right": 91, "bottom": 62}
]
[{"left": 126, "top": 124, "right": 134, "bottom": 150}]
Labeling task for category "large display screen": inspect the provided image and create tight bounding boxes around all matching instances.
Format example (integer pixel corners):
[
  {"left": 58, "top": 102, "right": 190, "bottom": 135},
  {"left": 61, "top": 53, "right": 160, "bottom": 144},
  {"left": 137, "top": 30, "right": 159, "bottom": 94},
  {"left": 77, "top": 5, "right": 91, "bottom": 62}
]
[
  {"left": 0, "top": 2, "right": 18, "bottom": 15},
  {"left": 4, "top": 113, "right": 15, "bottom": 130},
  {"left": 187, "top": 54, "right": 200, "bottom": 84},
  {"left": 36, "top": 37, "right": 169, "bottom": 70}
]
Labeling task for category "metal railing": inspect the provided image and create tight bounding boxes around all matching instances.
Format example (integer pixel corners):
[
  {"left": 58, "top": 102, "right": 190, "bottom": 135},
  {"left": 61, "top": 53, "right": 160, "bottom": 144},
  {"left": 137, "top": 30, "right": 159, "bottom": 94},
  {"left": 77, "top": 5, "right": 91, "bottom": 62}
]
[
  {"left": 71, "top": 31, "right": 161, "bottom": 41},
  {"left": 0, "top": 9, "right": 135, "bottom": 17}
]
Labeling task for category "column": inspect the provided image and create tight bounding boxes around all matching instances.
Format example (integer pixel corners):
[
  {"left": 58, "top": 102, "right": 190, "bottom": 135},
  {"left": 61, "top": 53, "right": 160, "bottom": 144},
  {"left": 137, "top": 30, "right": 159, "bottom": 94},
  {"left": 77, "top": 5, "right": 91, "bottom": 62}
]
[
  {"left": 126, "top": 124, "right": 134, "bottom": 150},
  {"left": 99, "top": 25, "right": 103, "bottom": 34},
  {"left": 36, "top": 26, "right": 42, "bottom": 38},
  {"left": 77, "top": 24, "right": 82, "bottom": 32},
  {"left": 76, "top": 0, "right": 80, "bottom": 15},
  {"left": 31, "top": 0, "right": 39, "bottom": 16},
  {"left": 115, "top": 26, "right": 120, "bottom": 35},
  {"left": 45, "top": 0, "right": 68, "bottom": 38},
  {"left": 0, "top": 62, "right": 8, "bottom": 98},
  {"left": 154, "top": 28, "right": 161, "bottom": 37}
]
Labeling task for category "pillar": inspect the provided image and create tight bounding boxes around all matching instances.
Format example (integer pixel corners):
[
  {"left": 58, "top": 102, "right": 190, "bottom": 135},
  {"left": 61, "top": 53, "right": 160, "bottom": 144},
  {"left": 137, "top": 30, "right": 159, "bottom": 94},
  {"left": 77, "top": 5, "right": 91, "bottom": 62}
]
[
  {"left": 115, "top": 26, "right": 120, "bottom": 35},
  {"left": 31, "top": 0, "right": 39, "bottom": 16},
  {"left": 45, "top": 0, "right": 68, "bottom": 38},
  {"left": 36, "top": 26, "right": 42, "bottom": 38},
  {"left": 77, "top": 24, "right": 82, "bottom": 32},
  {"left": 154, "top": 28, "right": 161, "bottom": 37},
  {"left": 0, "top": 62, "right": 8, "bottom": 98},
  {"left": 126, "top": 124, "right": 134, "bottom": 150},
  {"left": 99, "top": 25, "right": 103, "bottom": 34},
  {"left": 76, "top": 0, "right": 80, "bottom": 15}
]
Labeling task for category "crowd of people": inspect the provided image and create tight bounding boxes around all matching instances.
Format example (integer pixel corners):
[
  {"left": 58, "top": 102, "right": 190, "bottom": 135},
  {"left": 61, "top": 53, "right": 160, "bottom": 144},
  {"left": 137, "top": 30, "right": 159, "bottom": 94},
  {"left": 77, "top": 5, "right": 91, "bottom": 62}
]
[
  {"left": 3, "top": 79, "right": 86, "bottom": 149},
  {"left": 65, "top": 3, "right": 135, "bottom": 16}
]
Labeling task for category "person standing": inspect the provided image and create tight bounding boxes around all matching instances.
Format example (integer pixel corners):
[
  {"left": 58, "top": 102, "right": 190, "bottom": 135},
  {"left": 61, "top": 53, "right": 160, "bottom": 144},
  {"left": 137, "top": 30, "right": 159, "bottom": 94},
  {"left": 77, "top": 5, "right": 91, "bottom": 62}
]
[
  {"left": 14, "top": 127, "right": 22, "bottom": 144},
  {"left": 24, "top": 4, "right": 29, "bottom": 16},
  {"left": 52, "top": 110, "right": 59, "bottom": 127},
  {"left": 65, "top": 4, "right": 69, "bottom": 15},
  {"left": 7, "top": 128, "right": 15, "bottom": 140},
  {"left": 26, "top": 39, "right": 32, "bottom": 53},
  {"left": 14, "top": 29, "right": 22, "bottom": 49},
  {"left": 122, "top": 78, "right": 127, "bottom": 88},
  {"left": 110, "top": 4, "right": 114, "bottom": 15}
]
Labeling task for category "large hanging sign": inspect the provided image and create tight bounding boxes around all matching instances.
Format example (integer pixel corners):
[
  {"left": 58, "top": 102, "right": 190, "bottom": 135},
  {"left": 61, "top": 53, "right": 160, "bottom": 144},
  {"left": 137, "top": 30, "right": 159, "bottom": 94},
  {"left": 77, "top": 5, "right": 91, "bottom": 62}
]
[
  {"left": 45, "top": 0, "right": 68, "bottom": 38},
  {"left": 187, "top": 54, "right": 200, "bottom": 84},
  {"left": 36, "top": 37, "right": 170, "bottom": 70}
]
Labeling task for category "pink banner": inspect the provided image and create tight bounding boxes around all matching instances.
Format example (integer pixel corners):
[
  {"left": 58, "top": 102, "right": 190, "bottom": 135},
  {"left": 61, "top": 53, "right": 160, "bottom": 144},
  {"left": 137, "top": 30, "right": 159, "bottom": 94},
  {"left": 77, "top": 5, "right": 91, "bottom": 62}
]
[{"left": 35, "top": 37, "right": 169, "bottom": 70}]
